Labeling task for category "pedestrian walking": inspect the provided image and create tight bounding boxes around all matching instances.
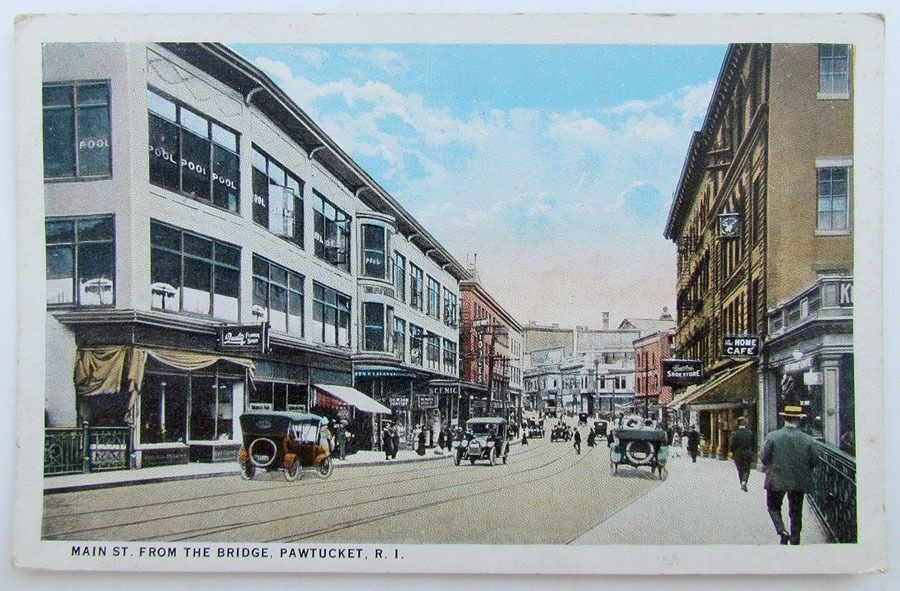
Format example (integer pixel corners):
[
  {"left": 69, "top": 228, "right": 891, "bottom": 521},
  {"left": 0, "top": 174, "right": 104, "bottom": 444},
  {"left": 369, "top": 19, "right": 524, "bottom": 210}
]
[
  {"left": 381, "top": 423, "right": 393, "bottom": 460},
  {"left": 417, "top": 428, "right": 427, "bottom": 456},
  {"left": 391, "top": 425, "right": 400, "bottom": 459},
  {"left": 445, "top": 426, "right": 453, "bottom": 451},
  {"left": 587, "top": 427, "right": 596, "bottom": 447},
  {"left": 671, "top": 431, "right": 682, "bottom": 457},
  {"left": 437, "top": 427, "right": 446, "bottom": 451},
  {"left": 521, "top": 429, "right": 529, "bottom": 445},
  {"left": 573, "top": 429, "right": 582, "bottom": 455},
  {"left": 761, "top": 405, "right": 819, "bottom": 545},
  {"left": 729, "top": 416, "right": 756, "bottom": 491},
  {"left": 334, "top": 420, "right": 347, "bottom": 460},
  {"left": 686, "top": 425, "right": 701, "bottom": 463}
]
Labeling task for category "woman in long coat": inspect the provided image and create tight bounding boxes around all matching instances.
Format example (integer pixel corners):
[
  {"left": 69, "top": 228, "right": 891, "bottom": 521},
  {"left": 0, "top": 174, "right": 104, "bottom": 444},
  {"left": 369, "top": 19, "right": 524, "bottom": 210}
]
[
  {"left": 381, "top": 424, "right": 393, "bottom": 460},
  {"left": 416, "top": 428, "right": 427, "bottom": 456}
]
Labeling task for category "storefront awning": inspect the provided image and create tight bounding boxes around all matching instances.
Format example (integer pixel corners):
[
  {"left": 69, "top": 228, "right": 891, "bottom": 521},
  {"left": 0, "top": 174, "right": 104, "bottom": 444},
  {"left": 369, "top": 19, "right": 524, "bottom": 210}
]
[
  {"left": 669, "top": 360, "right": 756, "bottom": 410},
  {"left": 314, "top": 384, "right": 391, "bottom": 414},
  {"left": 354, "top": 366, "right": 417, "bottom": 379}
]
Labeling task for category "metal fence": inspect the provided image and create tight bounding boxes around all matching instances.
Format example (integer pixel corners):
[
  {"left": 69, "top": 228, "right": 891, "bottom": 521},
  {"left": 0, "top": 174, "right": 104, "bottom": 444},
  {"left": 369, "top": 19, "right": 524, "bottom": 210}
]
[
  {"left": 44, "top": 423, "right": 132, "bottom": 476},
  {"left": 808, "top": 441, "right": 856, "bottom": 543}
]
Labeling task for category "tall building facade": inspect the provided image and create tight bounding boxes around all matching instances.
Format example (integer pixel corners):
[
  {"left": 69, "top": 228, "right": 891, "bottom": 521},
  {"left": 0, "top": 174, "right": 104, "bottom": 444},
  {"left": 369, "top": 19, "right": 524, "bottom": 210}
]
[
  {"left": 665, "top": 43, "right": 853, "bottom": 457},
  {"left": 42, "top": 43, "right": 466, "bottom": 467},
  {"left": 633, "top": 329, "right": 675, "bottom": 420}
]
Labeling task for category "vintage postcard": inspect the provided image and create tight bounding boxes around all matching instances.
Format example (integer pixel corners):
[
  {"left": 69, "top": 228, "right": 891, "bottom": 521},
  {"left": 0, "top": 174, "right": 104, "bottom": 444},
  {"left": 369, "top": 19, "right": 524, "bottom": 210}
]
[{"left": 12, "top": 11, "right": 887, "bottom": 575}]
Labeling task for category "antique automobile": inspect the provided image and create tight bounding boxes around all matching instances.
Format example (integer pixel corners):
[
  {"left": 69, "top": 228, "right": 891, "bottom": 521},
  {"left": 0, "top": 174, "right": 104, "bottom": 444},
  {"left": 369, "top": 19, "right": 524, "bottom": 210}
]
[
  {"left": 526, "top": 418, "right": 545, "bottom": 438},
  {"left": 550, "top": 422, "right": 572, "bottom": 442},
  {"left": 609, "top": 417, "right": 669, "bottom": 480},
  {"left": 593, "top": 420, "right": 609, "bottom": 438},
  {"left": 238, "top": 411, "right": 334, "bottom": 481},
  {"left": 454, "top": 417, "right": 509, "bottom": 466},
  {"left": 578, "top": 412, "right": 589, "bottom": 426}
]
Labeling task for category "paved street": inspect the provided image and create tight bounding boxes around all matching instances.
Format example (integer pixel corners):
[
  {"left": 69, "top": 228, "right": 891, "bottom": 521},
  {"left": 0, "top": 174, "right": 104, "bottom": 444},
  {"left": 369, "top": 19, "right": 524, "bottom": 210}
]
[{"left": 43, "top": 429, "right": 825, "bottom": 545}]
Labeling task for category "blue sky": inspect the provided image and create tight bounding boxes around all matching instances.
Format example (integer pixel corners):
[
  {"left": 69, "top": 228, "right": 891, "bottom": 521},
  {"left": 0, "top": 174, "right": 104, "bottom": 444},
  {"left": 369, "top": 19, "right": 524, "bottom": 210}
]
[{"left": 233, "top": 43, "right": 727, "bottom": 327}]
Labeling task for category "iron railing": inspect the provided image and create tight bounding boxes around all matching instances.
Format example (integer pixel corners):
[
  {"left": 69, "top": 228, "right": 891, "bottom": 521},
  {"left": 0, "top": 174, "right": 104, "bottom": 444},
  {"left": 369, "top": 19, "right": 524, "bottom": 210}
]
[
  {"left": 44, "top": 423, "right": 132, "bottom": 476},
  {"left": 808, "top": 441, "right": 856, "bottom": 543}
]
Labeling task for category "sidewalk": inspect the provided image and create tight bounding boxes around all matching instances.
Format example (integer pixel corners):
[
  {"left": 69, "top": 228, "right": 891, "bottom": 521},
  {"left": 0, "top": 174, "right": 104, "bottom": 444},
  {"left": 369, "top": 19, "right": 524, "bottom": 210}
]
[
  {"left": 571, "top": 451, "right": 829, "bottom": 545},
  {"left": 44, "top": 447, "right": 451, "bottom": 494}
]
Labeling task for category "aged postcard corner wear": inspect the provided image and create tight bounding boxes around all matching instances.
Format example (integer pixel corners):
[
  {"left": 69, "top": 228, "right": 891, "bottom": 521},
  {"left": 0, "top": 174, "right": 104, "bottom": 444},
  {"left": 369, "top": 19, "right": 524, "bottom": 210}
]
[{"left": 12, "top": 11, "right": 887, "bottom": 576}]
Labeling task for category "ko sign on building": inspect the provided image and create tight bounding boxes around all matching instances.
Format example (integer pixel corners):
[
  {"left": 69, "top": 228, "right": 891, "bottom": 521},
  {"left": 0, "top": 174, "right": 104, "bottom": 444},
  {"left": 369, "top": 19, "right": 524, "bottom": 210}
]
[
  {"left": 662, "top": 359, "right": 703, "bottom": 386},
  {"left": 722, "top": 335, "right": 760, "bottom": 357}
]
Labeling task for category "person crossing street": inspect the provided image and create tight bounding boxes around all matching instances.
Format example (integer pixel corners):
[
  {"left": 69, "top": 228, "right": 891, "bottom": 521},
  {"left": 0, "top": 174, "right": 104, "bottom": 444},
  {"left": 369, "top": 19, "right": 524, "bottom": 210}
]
[{"left": 573, "top": 429, "right": 582, "bottom": 455}]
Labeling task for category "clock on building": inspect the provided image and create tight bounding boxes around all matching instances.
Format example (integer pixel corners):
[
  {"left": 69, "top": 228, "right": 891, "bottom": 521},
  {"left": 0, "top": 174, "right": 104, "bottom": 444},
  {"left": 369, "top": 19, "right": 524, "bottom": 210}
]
[{"left": 717, "top": 212, "right": 741, "bottom": 238}]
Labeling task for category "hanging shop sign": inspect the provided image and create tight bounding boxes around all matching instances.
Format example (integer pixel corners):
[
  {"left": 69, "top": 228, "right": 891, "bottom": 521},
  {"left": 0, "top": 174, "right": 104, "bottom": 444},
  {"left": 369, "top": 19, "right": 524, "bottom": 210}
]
[
  {"left": 388, "top": 397, "right": 409, "bottom": 409},
  {"left": 491, "top": 400, "right": 504, "bottom": 410},
  {"left": 722, "top": 335, "right": 760, "bottom": 357},
  {"left": 217, "top": 323, "right": 270, "bottom": 354},
  {"left": 717, "top": 212, "right": 741, "bottom": 239},
  {"left": 662, "top": 359, "right": 703, "bottom": 386},
  {"left": 417, "top": 395, "right": 437, "bottom": 409},
  {"left": 429, "top": 383, "right": 460, "bottom": 397}
]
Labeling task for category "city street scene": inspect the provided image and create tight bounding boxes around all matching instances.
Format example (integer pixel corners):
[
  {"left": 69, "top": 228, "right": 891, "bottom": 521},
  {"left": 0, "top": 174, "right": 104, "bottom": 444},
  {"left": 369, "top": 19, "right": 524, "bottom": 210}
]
[{"left": 37, "top": 36, "right": 858, "bottom": 554}]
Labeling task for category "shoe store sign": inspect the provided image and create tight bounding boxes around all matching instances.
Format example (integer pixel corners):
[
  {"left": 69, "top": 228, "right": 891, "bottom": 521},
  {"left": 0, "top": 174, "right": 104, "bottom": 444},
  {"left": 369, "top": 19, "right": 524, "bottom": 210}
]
[
  {"left": 662, "top": 359, "right": 703, "bottom": 386},
  {"left": 723, "top": 335, "right": 760, "bottom": 357}
]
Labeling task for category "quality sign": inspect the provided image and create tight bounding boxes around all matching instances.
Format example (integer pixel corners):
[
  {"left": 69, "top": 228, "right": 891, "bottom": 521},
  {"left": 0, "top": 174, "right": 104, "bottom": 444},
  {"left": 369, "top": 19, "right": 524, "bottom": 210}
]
[
  {"left": 662, "top": 359, "right": 703, "bottom": 386},
  {"left": 723, "top": 335, "right": 760, "bottom": 357}
]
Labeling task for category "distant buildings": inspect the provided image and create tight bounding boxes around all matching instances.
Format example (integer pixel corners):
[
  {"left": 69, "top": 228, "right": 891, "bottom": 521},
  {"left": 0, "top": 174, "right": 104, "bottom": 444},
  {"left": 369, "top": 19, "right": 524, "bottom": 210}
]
[{"left": 665, "top": 43, "right": 854, "bottom": 457}]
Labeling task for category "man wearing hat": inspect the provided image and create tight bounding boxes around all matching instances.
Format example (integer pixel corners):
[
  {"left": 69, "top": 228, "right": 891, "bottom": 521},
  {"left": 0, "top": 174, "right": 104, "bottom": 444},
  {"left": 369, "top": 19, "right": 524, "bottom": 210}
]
[
  {"left": 760, "top": 404, "right": 819, "bottom": 545},
  {"left": 729, "top": 416, "right": 756, "bottom": 491}
]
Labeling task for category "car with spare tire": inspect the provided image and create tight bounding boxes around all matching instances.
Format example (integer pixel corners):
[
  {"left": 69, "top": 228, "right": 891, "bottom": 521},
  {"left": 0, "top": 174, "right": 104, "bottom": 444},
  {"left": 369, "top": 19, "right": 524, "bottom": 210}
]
[
  {"left": 238, "top": 411, "right": 334, "bottom": 481},
  {"left": 454, "top": 417, "right": 509, "bottom": 466}
]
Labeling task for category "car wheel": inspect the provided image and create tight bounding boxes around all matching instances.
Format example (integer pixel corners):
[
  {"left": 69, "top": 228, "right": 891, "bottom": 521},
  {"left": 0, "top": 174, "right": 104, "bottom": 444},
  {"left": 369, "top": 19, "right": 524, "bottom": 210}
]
[
  {"left": 284, "top": 457, "right": 300, "bottom": 482},
  {"left": 489, "top": 447, "right": 496, "bottom": 466},
  {"left": 316, "top": 457, "right": 334, "bottom": 479},
  {"left": 240, "top": 462, "right": 255, "bottom": 480}
]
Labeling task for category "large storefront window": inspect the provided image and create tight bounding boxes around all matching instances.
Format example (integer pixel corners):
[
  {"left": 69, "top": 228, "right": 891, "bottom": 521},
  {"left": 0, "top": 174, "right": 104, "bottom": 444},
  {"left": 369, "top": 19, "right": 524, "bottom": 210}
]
[
  {"left": 362, "top": 224, "right": 387, "bottom": 279},
  {"left": 410, "top": 264, "right": 424, "bottom": 310},
  {"left": 148, "top": 88, "right": 240, "bottom": 212},
  {"left": 394, "top": 252, "right": 406, "bottom": 302},
  {"left": 364, "top": 302, "right": 386, "bottom": 352},
  {"left": 251, "top": 145, "right": 304, "bottom": 245},
  {"left": 43, "top": 81, "right": 111, "bottom": 179},
  {"left": 150, "top": 220, "right": 240, "bottom": 320},
  {"left": 313, "top": 191, "right": 351, "bottom": 272},
  {"left": 253, "top": 255, "right": 303, "bottom": 336},
  {"left": 46, "top": 215, "right": 115, "bottom": 306},
  {"left": 249, "top": 382, "right": 308, "bottom": 412},
  {"left": 140, "top": 373, "right": 187, "bottom": 444},
  {"left": 312, "top": 282, "right": 351, "bottom": 347}
]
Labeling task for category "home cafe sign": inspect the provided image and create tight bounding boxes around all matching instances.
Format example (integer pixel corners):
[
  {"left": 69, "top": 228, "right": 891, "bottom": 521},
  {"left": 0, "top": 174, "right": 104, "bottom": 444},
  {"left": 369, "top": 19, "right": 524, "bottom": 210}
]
[{"left": 723, "top": 335, "right": 760, "bottom": 357}]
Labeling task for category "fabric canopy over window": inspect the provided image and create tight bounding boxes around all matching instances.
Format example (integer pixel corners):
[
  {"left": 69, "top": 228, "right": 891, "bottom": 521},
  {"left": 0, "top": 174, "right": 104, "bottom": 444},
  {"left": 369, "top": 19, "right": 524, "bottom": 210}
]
[
  {"left": 313, "top": 384, "right": 391, "bottom": 414},
  {"left": 669, "top": 360, "right": 756, "bottom": 410},
  {"left": 74, "top": 346, "right": 255, "bottom": 419}
]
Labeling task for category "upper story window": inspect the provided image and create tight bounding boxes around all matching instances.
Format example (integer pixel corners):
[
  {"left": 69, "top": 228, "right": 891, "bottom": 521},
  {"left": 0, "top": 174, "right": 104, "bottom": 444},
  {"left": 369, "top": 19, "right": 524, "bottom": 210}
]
[
  {"left": 253, "top": 255, "right": 304, "bottom": 336},
  {"left": 150, "top": 220, "right": 240, "bottom": 321},
  {"left": 817, "top": 166, "right": 851, "bottom": 232},
  {"left": 362, "top": 224, "right": 388, "bottom": 279},
  {"left": 410, "top": 264, "right": 424, "bottom": 310},
  {"left": 409, "top": 324, "right": 424, "bottom": 366},
  {"left": 43, "top": 81, "right": 111, "bottom": 180},
  {"left": 312, "top": 191, "right": 351, "bottom": 273},
  {"left": 425, "top": 332, "right": 441, "bottom": 370},
  {"left": 427, "top": 277, "right": 441, "bottom": 319},
  {"left": 443, "top": 288, "right": 458, "bottom": 327},
  {"left": 393, "top": 317, "right": 407, "bottom": 361},
  {"left": 147, "top": 88, "right": 240, "bottom": 213},
  {"left": 363, "top": 302, "right": 389, "bottom": 352},
  {"left": 819, "top": 44, "right": 851, "bottom": 97},
  {"left": 312, "top": 282, "right": 351, "bottom": 347},
  {"left": 394, "top": 252, "right": 406, "bottom": 303},
  {"left": 252, "top": 146, "right": 304, "bottom": 247},
  {"left": 46, "top": 215, "right": 114, "bottom": 306},
  {"left": 442, "top": 339, "right": 457, "bottom": 374}
]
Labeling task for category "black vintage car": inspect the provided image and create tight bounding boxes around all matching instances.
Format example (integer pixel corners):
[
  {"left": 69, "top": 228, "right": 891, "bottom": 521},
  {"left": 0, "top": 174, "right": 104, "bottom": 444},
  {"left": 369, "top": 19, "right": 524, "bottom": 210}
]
[
  {"left": 593, "top": 420, "right": 609, "bottom": 438},
  {"left": 550, "top": 423, "right": 572, "bottom": 442},
  {"left": 526, "top": 418, "right": 545, "bottom": 438},
  {"left": 454, "top": 417, "right": 509, "bottom": 466},
  {"left": 238, "top": 411, "right": 334, "bottom": 481}
]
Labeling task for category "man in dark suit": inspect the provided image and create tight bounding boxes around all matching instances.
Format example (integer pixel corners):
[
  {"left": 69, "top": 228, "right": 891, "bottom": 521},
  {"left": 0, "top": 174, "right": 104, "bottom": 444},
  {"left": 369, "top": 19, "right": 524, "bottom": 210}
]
[
  {"left": 729, "top": 416, "right": 756, "bottom": 491},
  {"left": 761, "top": 405, "right": 819, "bottom": 545},
  {"left": 685, "top": 425, "right": 701, "bottom": 463}
]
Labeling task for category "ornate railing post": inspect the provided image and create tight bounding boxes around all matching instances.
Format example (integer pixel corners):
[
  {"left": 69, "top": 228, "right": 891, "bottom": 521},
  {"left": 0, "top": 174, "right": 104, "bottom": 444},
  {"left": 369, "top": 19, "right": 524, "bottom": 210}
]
[
  {"left": 81, "top": 421, "right": 91, "bottom": 473},
  {"left": 808, "top": 441, "right": 857, "bottom": 543}
]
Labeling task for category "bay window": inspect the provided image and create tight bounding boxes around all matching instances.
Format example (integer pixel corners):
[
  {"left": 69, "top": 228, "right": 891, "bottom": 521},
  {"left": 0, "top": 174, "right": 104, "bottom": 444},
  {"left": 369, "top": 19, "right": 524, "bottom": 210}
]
[
  {"left": 148, "top": 88, "right": 240, "bottom": 212},
  {"left": 312, "top": 282, "right": 351, "bottom": 347},
  {"left": 313, "top": 191, "right": 351, "bottom": 272},
  {"left": 43, "top": 81, "right": 111, "bottom": 180},
  {"left": 150, "top": 221, "right": 240, "bottom": 320},
  {"left": 394, "top": 252, "right": 406, "bottom": 302},
  {"left": 363, "top": 302, "right": 389, "bottom": 352},
  {"left": 362, "top": 224, "right": 388, "bottom": 279},
  {"left": 393, "top": 317, "right": 407, "bottom": 361},
  {"left": 251, "top": 145, "right": 304, "bottom": 246},
  {"left": 253, "top": 255, "right": 304, "bottom": 336},
  {"left": 46, "top": 215, "right": 115, "bottom": 306}
]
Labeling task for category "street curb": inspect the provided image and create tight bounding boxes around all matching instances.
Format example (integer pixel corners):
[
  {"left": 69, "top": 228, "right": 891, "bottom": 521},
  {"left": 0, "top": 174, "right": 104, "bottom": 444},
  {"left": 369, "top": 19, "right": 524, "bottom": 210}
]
[{"left": 43, "top": 452, "right": 451, "bottom": 495}]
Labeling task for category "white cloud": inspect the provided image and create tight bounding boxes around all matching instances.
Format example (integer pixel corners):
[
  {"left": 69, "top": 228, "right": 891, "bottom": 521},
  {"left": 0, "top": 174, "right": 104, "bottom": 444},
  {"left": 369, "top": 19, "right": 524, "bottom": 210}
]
[
  {"left": 294, "top": 47, "right": 327, "bottom": 70},
  {"left": 343, "top": 47, "right": 410, "bottom": 76}
]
